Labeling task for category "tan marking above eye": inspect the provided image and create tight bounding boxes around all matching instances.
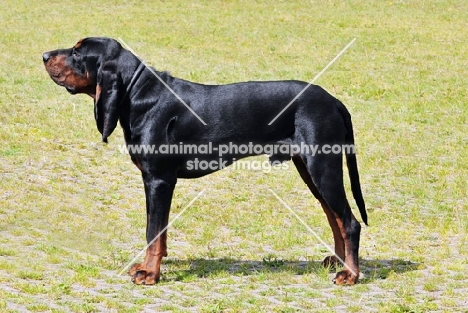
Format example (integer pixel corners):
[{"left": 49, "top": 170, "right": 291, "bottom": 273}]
[{"left": 74, "top": 39, "right": 84, "bottom": 49}]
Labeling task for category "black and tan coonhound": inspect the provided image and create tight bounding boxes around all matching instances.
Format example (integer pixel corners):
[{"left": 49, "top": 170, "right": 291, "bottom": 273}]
[{"left": 43, "top": 37, "right": 367, "bottom": 285}]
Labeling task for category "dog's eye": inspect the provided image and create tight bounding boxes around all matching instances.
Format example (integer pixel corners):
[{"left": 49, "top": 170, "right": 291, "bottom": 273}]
[{"left": 72, "top": 49, "right": 80, "bottom": 59}]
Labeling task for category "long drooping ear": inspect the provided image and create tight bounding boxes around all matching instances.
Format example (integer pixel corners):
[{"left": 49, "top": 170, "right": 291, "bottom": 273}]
[{"left": 94, "top": 65, "right": 122, "bottom": 143}]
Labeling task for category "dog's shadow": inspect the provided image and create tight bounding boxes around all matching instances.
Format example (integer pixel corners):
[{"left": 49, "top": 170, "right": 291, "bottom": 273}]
[
  {"left": 161, "top": 257, "right": 420, "bottom": 284},
  {"left": 358, "top": 258, "right": 422, "bottom": 283}
]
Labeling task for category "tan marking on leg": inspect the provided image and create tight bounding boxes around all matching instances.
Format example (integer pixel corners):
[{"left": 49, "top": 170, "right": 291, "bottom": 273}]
[
  {"left": 333, "top": 211, "right": 359, "bottom": 285},
  {"left": 321, "top": 202, "right": 345, "bottom": 269},
  {"left": 129, "top": 231, "right": 168, "bottom": 285}
]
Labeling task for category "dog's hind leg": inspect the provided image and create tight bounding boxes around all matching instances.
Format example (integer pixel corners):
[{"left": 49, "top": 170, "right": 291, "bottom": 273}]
[
  {"left": 292, "top": 155, "right": 345, "bottom": 266},
  {"left": 292, "top": 153, "right": 361, "bottom": 285}
]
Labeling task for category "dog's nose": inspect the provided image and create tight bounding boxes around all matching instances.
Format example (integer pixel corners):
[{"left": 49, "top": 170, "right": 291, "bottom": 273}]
[{"left": 42, "top": 52, "right": 50, "bottom": 63}]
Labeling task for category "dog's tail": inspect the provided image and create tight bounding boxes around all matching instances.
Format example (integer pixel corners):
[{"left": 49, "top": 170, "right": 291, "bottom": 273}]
[{"left": 336, "top": 100, "right": 368, "bottom": 226}]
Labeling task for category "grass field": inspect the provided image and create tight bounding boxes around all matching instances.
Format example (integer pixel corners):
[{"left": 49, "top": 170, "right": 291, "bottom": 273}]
[{"left": 1, "top": 0, "right": 468, "bottom": 312}]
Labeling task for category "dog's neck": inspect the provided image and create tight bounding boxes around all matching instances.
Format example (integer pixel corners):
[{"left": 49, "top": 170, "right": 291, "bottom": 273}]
[{"left": 123, "top": 62, "right": 146, "bottom": 101}]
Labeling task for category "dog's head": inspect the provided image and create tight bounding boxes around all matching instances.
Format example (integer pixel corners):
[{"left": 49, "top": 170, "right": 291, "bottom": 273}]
[{"left": 43, "top": 37, "right": 132, "bottom": 142}]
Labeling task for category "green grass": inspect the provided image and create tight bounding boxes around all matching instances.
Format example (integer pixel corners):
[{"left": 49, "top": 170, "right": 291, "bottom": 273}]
[{"left": 1, "top": 0, "right": 468, "bottom": 311}]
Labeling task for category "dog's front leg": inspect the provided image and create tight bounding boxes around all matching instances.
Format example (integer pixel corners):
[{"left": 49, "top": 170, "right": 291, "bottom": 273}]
[{"left": 129, "top": 171, "right": 176, "bottom": 285}]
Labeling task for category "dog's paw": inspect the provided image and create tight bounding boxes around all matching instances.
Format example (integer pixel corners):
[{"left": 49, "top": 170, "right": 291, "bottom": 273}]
[
  {"left": 332, "top": 269, "right": 358, "bottom": 285},
  {"left": 129, "top": 263, "right": 160, "bottom": 285},
  {"left": 322, "top": 255, "right": 342, "bottom": 270}
]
